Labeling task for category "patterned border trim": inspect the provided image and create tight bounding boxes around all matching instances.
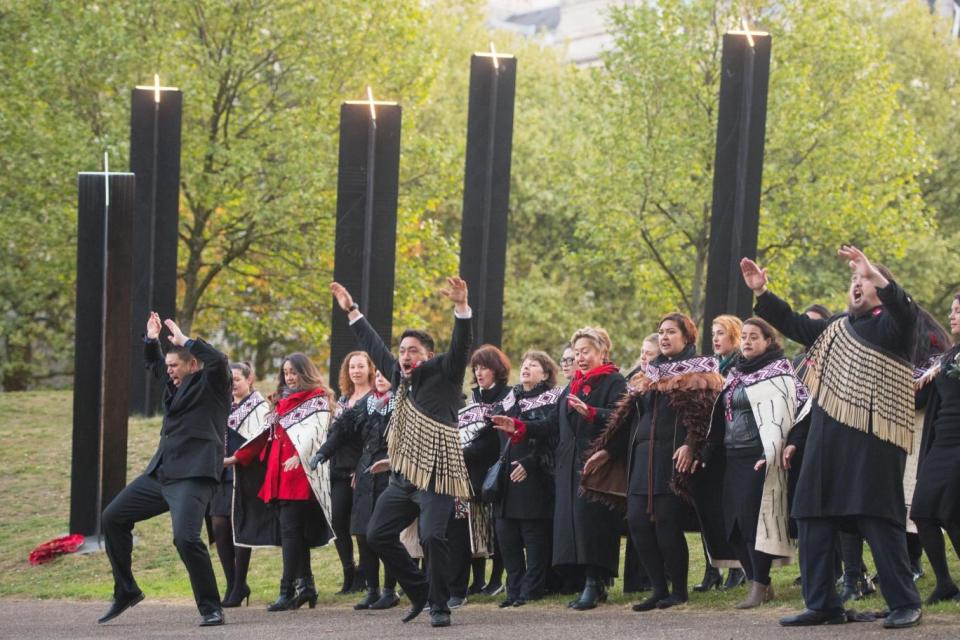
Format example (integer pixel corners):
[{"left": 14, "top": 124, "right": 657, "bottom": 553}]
[
  {"left": 277, "top": 395, "right": 330, "bottom": 430},
  {"left": 228, "top": 391, "right": 266, "bottom": 431}
]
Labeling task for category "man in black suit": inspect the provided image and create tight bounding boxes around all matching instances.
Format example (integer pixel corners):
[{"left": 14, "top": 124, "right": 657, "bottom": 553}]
[
  {"left": 98, "top": 312, "right": 231, "bottom": 626},
  {"left": 329, "top": 277, "right": 472, "bottom": 628}
]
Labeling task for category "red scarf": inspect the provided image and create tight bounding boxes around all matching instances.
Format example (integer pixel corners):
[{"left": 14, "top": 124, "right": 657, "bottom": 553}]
[
  {"left": 570, "top": 363, "right": 618, "bottom": 396},
  {"left": 275, "top": 387, "right": 325, "bottom": 416}
]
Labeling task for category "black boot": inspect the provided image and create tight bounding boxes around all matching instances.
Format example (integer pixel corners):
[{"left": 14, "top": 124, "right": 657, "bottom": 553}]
[
  {"left": 222, "top": 583, "right": 251, "bottom": 608},
  {"left": 369, "top": 588, "right": 400, "bottom": 610},
  {"left": 839, "top": 574, "right": 862, "bottom": 604},
  {"left": 693, "top": 566, "right": 722, "bottom": 592},
  {"left": 350, "top": 569, "right": 367, "bottom": 594},
  {"left": 354, "top": 588, "right": 380, "bottom": 610},
  {"left": 721, "top": 568, "right": 746, "bottom": 590},
  {"left": 570, "top": 577, "right": 601, "bottom": 611},
  {"left": 267, "top": 579, "right": 294, "bottom": 612},
  {"left": 291, "top": 576, "right": 318, "bottom": 609},
  {"left": 338, "top": 564, "right": 356, "bottom": 595}
]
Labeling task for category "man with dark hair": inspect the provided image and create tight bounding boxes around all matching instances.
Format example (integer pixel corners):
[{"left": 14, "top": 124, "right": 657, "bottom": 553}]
[
  {"left": 328, "top": 278, "right": 472, "bottom": 628},
  {"left": 742, "top": 246, "right": 922, "bottom": 629},
  {"left": 98, "top": 312, "right": 231, "bottom": 627}
]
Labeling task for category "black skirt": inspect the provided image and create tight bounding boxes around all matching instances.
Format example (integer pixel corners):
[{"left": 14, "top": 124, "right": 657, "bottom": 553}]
[
  {"left": 722, "top": 450, "right": 765, "bottom": 543},
  {"left": 208, "top": 480, "right": 233, "bottom": 518},
  {"left": 911, "top": 443, "right": 960, "bottom": 525}
]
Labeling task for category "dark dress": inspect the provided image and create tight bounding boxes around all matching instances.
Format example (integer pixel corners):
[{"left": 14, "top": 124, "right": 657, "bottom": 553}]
[
  {"left": 522, "top": 370, "right": 628, "bottom": 577},
  {"left": 911, "top": 347, "right": 960, "bottom": 526}
]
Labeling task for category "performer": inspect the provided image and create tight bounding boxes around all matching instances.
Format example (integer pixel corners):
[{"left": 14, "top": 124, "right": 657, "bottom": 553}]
[
  {"left": 580, "top": 314, "right": 722, "bottom": 611},
  {"left": 911, "top": 293, "right": 960, "bottom": 604},
  {"left": 448, "top": 345, "right": 511, "bottom": 608},
  {"left": 310, "top": 370, "right": 401, "bottom": 610},
  {"left": 331, "top": 351, "right": 375, "bottom": 595},
  {"left": 330, "top": 277, "right": 473, "bottom": 629},
  {"left": 559, "top": 345, "right": 576, "bottom": 382},
  {"left": 625, "top": 333, "right": 661, "bottom": 382},
  {"left": 493, "top": 327, "right": 628, "bottom": 611},
  {"left": 698, "top": 318, "right": 805, "bottom": 609},
  {"left": 487, "top": 350, "right": 561, "bottom": 607},
  {"left": 742, "top": 246, "right": 923, "bottom": 628},
  {"left": 696, "top": 314, "right": 745, "bottom": 593},
  {"left": 218, "top": 362, "right": 269, "bottom": 607},
  {"left": 99, "top": 313, "right": 229, "bottom": 626},
  {"left": 224, "top": 354, "right": 334, "bottom": 612}
]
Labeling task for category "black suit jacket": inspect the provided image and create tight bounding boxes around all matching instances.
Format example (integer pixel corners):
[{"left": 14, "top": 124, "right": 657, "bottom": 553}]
[
  {"left": 350, "top": 314, "right": 471, "bottom": 427},
  {"left": 143, "top": 338, "right": 231, "bottom": 482}
]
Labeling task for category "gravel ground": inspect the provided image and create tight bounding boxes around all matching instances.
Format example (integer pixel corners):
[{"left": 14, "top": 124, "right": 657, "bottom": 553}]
[{"left": 2, "top": 599, "right": 958, "bottom": 640}]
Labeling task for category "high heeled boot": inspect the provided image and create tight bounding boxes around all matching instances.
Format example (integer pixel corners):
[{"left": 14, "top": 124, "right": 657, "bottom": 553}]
[
  {"left": 267, "top": 579, "right": 294, "bottom": 612},
  {"left": 570, "top": 577, "right": 601, "bottom": 611},
  {"left": 291, "top": 576, "right": 318, "bottom": 609}
]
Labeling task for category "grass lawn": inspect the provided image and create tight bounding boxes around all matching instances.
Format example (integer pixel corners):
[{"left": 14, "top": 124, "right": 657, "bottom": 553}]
[{"left": 1, "top": 390, "right": 958, "bottom": 614}]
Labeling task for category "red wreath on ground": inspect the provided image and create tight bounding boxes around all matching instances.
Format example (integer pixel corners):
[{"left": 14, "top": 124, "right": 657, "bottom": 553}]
[{"left": 28, "top": 534, "right": 85, "bottom": 565}]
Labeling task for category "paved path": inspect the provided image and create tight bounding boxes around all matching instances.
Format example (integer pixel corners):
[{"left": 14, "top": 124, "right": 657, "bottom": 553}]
[{"left": 1, "top": 599, "right": 958, "bottom": 639}]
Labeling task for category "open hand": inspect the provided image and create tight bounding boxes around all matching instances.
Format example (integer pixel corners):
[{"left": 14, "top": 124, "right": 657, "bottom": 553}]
[
  {"left": 330, "top": 281, "right": 355, "bottom": 313},
  {"left": 164, "top": 319, "right": 188, "bottom": 346},
  {"left": 582, "top": 449, "right": 609, "bottom": 476},
  {"left": 673, "top": 444, "right": 698, "bottom": 474},
  {"left": 369, "top": 459, "right": 391, "bottom": 474},
  {"left": 440, "top": 277, "right": 469, "bottom": 313},
  {"left": 146, "top": 312, "right": 162, "bottom": 340},
  {"left": 740, "top": 258, "right": 769, "bottom": 295},
  {"left": 567, "top": 395, "right": 591, "bottom": 417},
  {"left": 282, "top": 455, "right": 301, "bottom": 472},
  {"left": 838, "top": 245, "right": 887, "bottom": 287}
]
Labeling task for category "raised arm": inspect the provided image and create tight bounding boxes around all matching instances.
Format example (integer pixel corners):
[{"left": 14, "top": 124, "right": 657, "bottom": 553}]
[
  {"left": 332, "top": 282, "right": 398, "bottom": 376},
  {"left": 439, "top": 277, "right": 472, "bottom": 383},
  {"left": 143, "top": 312, "right": 167, "bottom": 381},
  {"left": 742, "top": 258, "right": 830, "bottom": 347},
  {"left": 164, "top": 318, "right": 230, "bottom": 393}
]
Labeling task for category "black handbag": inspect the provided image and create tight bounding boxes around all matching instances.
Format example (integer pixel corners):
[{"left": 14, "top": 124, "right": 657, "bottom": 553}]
[{"left": 480, "top": 440, "right": 511, "bottom": 504}]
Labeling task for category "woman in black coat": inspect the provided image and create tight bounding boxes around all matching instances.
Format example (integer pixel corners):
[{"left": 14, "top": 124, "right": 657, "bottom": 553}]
[
  {"left": 911, "top": 293, "right": 960, "bottom": 604},
  {"left": 311, "top": 371, "right": 399, "bottom": 610},
  {"left": 582, "top": 314, "right": 722, "bottom": 611},
  {"left": 494, "top": 326, "right": 627, "bottom": 611},
  {"left": 487, "top": 350, "right": 561, "bottom": 607}
]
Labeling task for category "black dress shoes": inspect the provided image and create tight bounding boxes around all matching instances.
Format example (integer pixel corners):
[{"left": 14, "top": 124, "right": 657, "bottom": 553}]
[
  {"left": 779, "top": 608, "right": 846, "bottom": 626},
  {"left": 199, "top": 610, "right": 224, "bottom": 626},
  {"left": 401, "top": 594, "right": 428, "bottom": 623},
  {"left": 97, "top": 591, "right": 145, "bottom": 624},
  {"left": 882, "top": 607, "right": 922, "bottom": 629},
  {"left": 430, "top": 610, "right": 451, "bottom": 627}
]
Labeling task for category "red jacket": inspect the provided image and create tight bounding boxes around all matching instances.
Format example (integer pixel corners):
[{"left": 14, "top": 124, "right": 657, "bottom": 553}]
[{"left": 234, "top": 388, "right": 324, "bottom": 502}]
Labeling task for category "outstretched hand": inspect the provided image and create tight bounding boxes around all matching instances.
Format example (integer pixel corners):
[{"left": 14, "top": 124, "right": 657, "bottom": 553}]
[
  {"left": 740, "top": 258, "right": 769, "bottom": 295},
  {"left": 838, "top": 245, "right": 888, "bottom": 288},
  {"left": 439, "top": 277, "right": 469, "bottom": 313},
  {"left": 490, "top": 415, "right": 516, "bottom": 434},
  {"left": 330, "top": 281, "right": 355, "bottom": 313},
  {"left": 146, "top": 312, "right": 162, "bottom": 340},
  {"left": 164, "top": 319, "right": 188, "bottom": 346}
]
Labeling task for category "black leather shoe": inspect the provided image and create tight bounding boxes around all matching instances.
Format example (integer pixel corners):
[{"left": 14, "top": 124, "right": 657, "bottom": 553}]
[
  {"left": 401, "top": 594, "right": 427, "bottom": 623},
  {"left": 369, "top": 588, "right": 400, "bottom": 610},
  {"left": 839, "top": 576, "right": 862, "bottom": 604},
  {"left": 779, "top": 608, "right": 846, "bottom": 627},
  {"left": 721, "top": 568, "right": 746, "bottom": 590},
  {"left": 693, "top": 566, "right": 722, "bottom": 592},
  {"left": 512, "top": 598, "right": 527, "bottom": 607},
  {"left": 447, "top": 595, "right": 466, "bottom": 609},
  {"left": 354, "top": 588, "right": 380, "bottom": 610},
  {"left": 883, "top": 607, "right": 922, "bottom": 629},
  {"left": 199, "top": 610, "right": 224, "bottom": 626},
  {"left": 632, "top": 592, "right": 668, "bottom": 612},
  {"left": 430, "top": 610, "right": 451, "bottom": 627},
  {"left": 498, "top": 598, "right": 514, "bottom": 608},
  {"left": 98, "top": 591, "right": 145, "bottom": 623},
  {"left": 655, "top": 593, "right": 688, "bottom": 609}
]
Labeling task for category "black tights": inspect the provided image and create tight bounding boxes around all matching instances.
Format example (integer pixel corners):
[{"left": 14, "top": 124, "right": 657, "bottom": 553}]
[
  {"left": 278, "top": 501, "right": 312, "bottom": 583},
  {"left": 357, "top": 534, "right": 396, "bottom": 591},
  {"left": 729, "top": 525, "right": 773, "bottom": 585},
  {"left": 627, "top": 494, "right": 689, "bottom": 597},
  {"left": 331, "top": 477, "right": 355, "bottom": 572},
  {"left": 916, "top": 519, "right": 960, "bottom": 593},
  {"left": 211, "top": 516, "right": 251, "bottom": 593}
]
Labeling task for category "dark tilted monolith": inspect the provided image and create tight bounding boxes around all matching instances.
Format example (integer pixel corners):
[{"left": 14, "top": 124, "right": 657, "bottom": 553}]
[
  {"left": 71, "top": 171, "right": 135, "bottom": 536},
  {"left": 329, "top": 98, "right": 402, "bottom": 394},
  {"left": 458, "top": 52, "right": 517, "bottom": 348},
  {"left": 701, "top": 30, "right": 771, "bottom": 352},
  {"left": 128, "top": 82, "right": 182, "bottom": 416}
]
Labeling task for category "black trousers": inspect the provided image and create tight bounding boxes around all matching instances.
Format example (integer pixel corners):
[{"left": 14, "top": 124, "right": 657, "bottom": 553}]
[
  {"left": 496, "top": 517, "right": 550, "bottom": 600},
  {"left": 102, "top": 470, "right": 220, "bottom": 615},
  {"left": 447, "top": 513, "right": 472, "bottom": 598},
  {"left": 276, "top": 500, "right": 313, "bottom": 583},
  {"left": 357, "top": 534, "right": 396, "bottom": 591},
  {"left": 330, "top": 476, "right": 355, "bottom": 572},
  {"left": 798, "top": 516, "right": 921, "bottom": 613},
  {"left": 366, "top": 476, "right": 455, "bottom": 612},
  {"left": 627, "top": 494, "right": 689, "bottom": 596}
]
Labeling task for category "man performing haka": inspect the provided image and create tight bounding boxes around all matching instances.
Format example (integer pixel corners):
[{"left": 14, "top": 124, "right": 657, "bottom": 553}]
[
  {"left": 330, "top": 277, "right": 473, "bottom": 628},
  {"left": 742, "top": 246, "right": 922, "bottom": 629},
  {"left": 98, "top": 312, "right": 231, "bottom": 626}
]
